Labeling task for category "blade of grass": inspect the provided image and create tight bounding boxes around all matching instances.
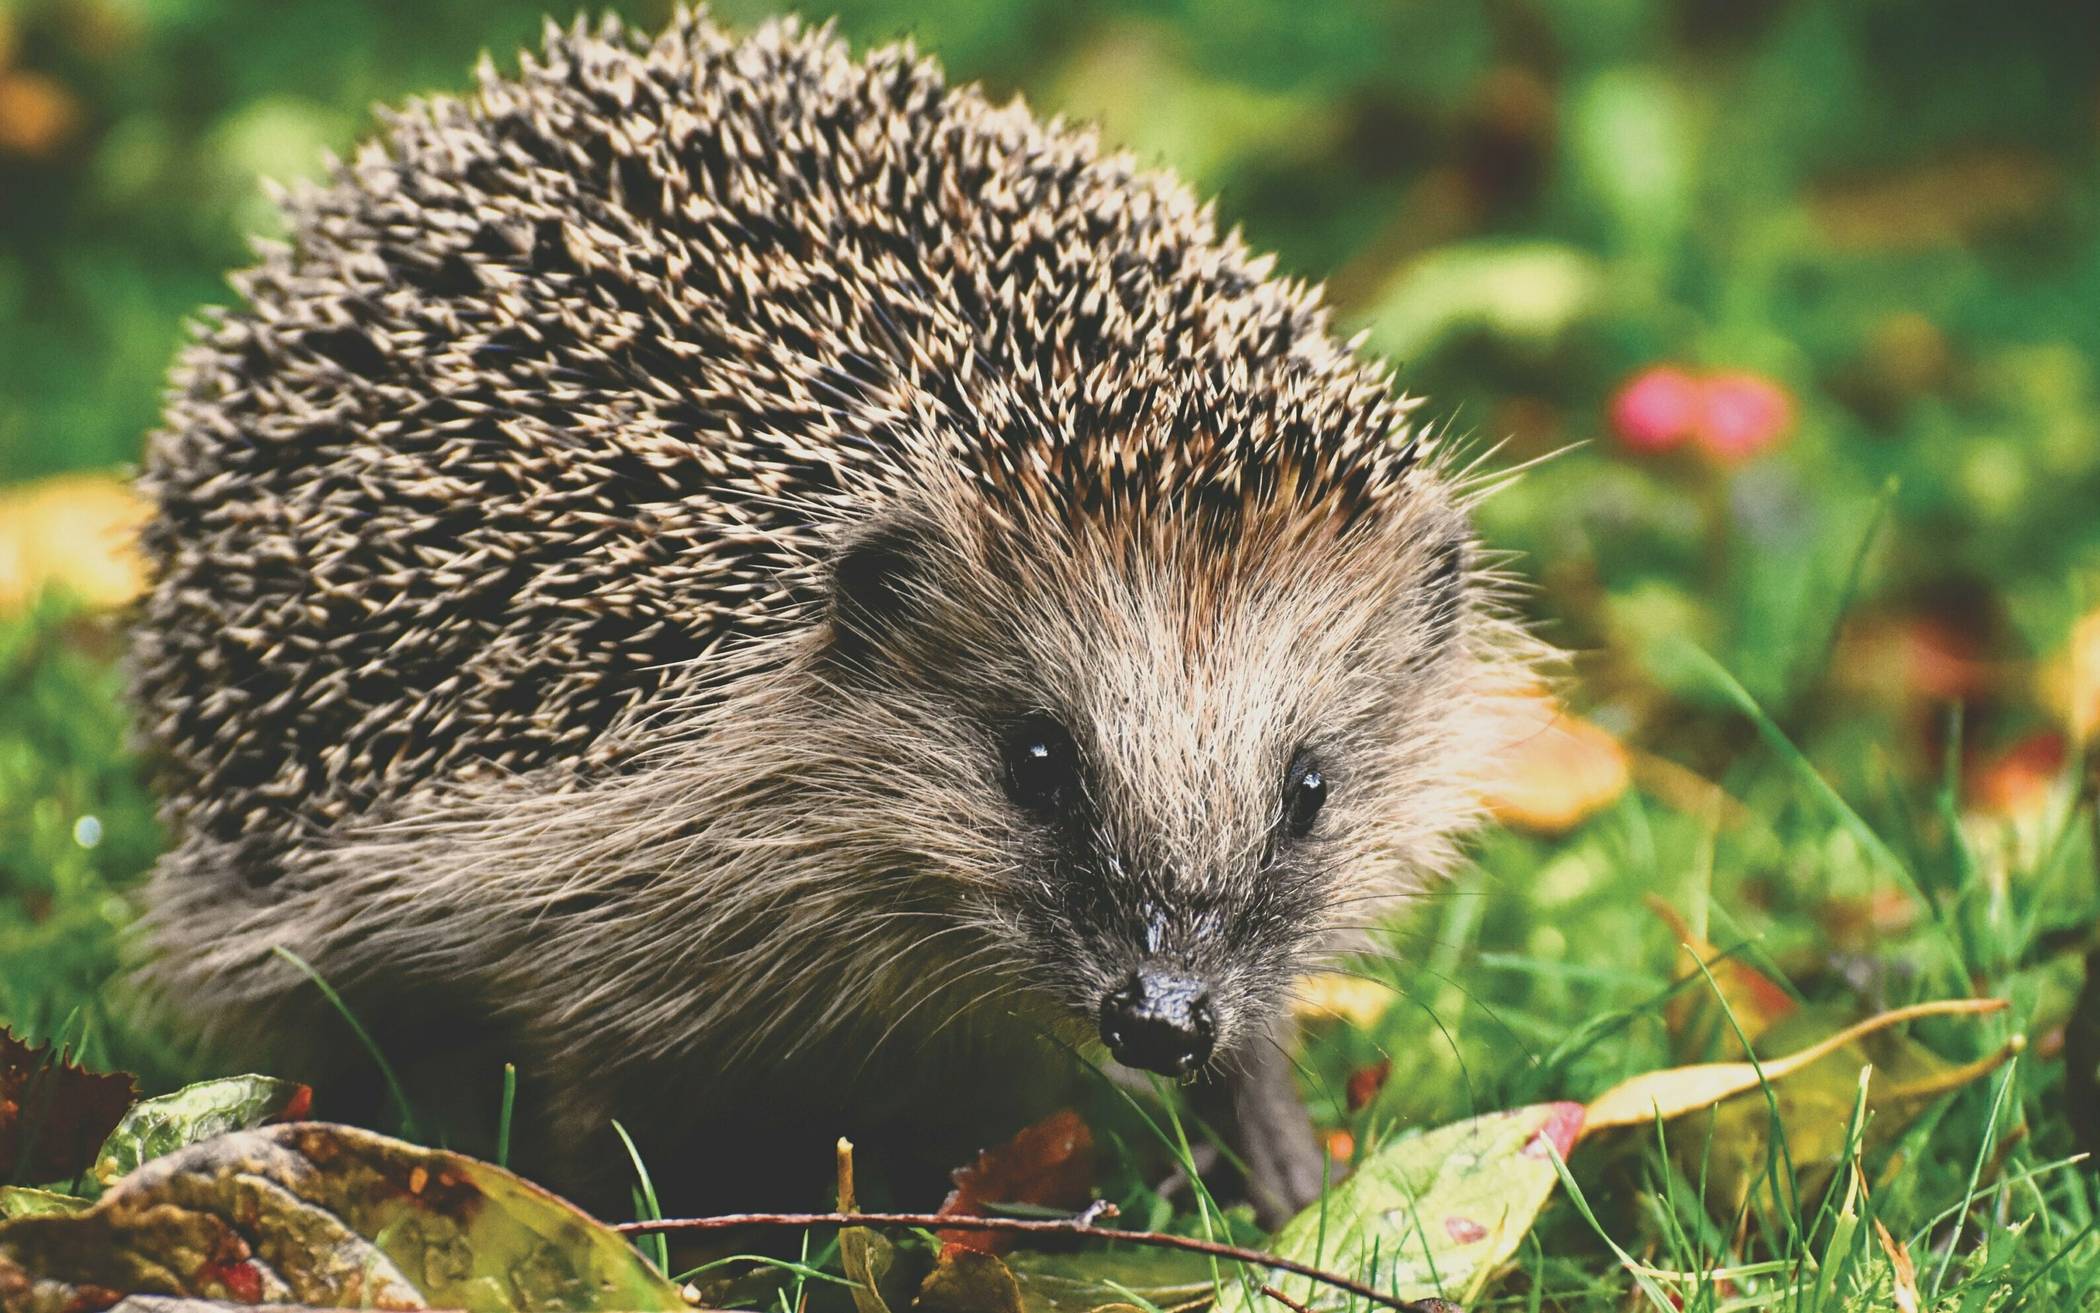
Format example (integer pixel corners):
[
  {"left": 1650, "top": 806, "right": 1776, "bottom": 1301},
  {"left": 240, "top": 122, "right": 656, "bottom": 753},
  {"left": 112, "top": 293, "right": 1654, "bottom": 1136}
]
[
  {"left": 612, "top": 1118, "right": 669, "bottom": 1275},
  {"left": 271, "top": 946, "right": 418, "bottom": 1140},
  {"left": 495, "top": 1061, "right": 516, "bottom": 1170},
  {"left": 1673, "top": 641, "right": 1963, "bottom": 982}
]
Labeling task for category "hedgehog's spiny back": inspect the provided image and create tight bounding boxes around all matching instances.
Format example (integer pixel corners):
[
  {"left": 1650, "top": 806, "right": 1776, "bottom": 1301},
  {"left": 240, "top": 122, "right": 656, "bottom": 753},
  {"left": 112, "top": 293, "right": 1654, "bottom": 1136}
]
[{"left": 133, "top": 12, "right": 1418, "bottom": 877}]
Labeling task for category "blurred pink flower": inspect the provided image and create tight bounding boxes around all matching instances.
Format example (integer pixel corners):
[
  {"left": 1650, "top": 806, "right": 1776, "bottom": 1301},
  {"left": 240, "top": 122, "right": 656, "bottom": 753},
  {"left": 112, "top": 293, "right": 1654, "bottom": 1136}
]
[
  {"left": 1696, "top": 371, "right": 1795, "bottom": 461},
  {"left": 1609, "top": 365, "right": 1796, "bottom": 464},
  {"left": 1608, "top": 366, "right": 1702, "bottom": 453}
]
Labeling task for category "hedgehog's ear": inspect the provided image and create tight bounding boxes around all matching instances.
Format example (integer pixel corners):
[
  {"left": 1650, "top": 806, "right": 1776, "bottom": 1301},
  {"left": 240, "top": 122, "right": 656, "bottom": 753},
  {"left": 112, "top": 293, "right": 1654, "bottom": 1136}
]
[{"left": 827, "top": 521, "right": 931, "bottom": 665}]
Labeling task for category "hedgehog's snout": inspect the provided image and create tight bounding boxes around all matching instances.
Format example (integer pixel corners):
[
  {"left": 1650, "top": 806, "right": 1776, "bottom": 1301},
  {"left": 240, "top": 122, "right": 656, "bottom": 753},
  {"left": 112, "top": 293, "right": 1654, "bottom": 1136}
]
[{"left": 1098, "top": 963, "right": 1216, "bottom": 1077}]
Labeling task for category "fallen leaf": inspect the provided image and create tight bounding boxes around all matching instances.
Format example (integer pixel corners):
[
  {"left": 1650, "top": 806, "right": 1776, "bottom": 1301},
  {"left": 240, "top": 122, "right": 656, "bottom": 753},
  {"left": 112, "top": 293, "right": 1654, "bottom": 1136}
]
[
  {"left": 1290, "top": 973, "right": 1395, "bottom": 1030},
  {"left": 0, "top": 474, "right": 148, "bottom": 613},
  {"left": 0, "top": 1188, "right": 86, "bottom": 1221},
  {"left": 0, "top": 1122, "right": 684, "bottom": 1310},
  {"left": 1218, "top": 1102, "right": 1585, "bottom": 1311},
  {"left": 91, "top": 1075, "right": 311, "bottom": 1192},
  {"left": 916, "top": 1247, "right": 1025, "bottom": 1313},
  {"left": 1585, "top": 996, "right": 2007, "bottom": 1131},
  {"left": 1004, "top": 1247, "right": 1220, "bottom": 1313},
  {"left": 937, "top": 1110, "right": 1094, "bottom": 1256},
  {"left": 0, "top": 1029, "right": 135, "bottom": 1188},
  {"left": 1645, "top": 897, "right": 1796, "bottom": 1052},
  {"left": 1473, "top": 685, "right": 1630, "bottom": 833}
]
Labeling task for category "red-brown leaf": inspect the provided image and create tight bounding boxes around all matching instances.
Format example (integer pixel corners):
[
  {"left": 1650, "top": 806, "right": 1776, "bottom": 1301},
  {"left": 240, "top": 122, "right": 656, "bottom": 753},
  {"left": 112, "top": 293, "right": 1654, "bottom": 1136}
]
[
  {"left": 0, "top": 1029, "right": 135, "bottom": 1187},
  {"left": 936, "top": 1109, "right": 1094, "bottom": 1256}
]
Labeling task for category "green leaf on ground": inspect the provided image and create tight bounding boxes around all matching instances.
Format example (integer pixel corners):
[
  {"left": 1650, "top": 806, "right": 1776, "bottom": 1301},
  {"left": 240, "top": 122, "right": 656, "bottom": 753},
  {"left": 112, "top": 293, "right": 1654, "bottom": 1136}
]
[
  {"left": 89, "top": 1074, "right": 311, "bottom": 1193},
  {"left": 1220, "top": 1102, "right": 1585, "bottom": 1310},
  {"left": 0, "top": 1122, "right": 684, "bottom": 1309},
  {"left": 0, "top": 1187, "right": 87, "bottom": 1221},
  {"left": 1004, "top": 1246, "right": 1222, "bottom": 1312}
]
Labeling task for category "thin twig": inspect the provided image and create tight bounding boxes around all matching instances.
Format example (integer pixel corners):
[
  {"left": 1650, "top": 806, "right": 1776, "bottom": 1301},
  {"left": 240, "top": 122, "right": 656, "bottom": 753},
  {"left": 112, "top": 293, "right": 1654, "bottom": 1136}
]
[
  {"left": 616, "top": 1209, "right": 1450, "bottom": 1312},
  {"left": 1261, "top": 1283, "right": 1314, "bottom": 1312}
]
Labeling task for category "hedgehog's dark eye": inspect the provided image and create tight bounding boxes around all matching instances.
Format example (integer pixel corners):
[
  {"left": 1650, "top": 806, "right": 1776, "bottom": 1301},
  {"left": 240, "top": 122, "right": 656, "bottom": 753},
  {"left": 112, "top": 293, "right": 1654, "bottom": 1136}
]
[
  {"left": 1284, "top": 752, "right": 1327, "bottom": 836},
  {"left": 1002, "top": 714, "right": 1078, "bottom": 818}
]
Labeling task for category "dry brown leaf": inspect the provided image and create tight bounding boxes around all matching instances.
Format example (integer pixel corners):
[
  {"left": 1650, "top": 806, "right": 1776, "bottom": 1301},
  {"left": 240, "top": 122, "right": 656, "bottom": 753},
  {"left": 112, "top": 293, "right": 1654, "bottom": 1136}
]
[
  {"left": 0, "top": 1029, "right": 136, "bottom": 1188},
  {"left": 935, "top": 1109, "right": 1093, "bottom": 1257},
  {"left": 1873, "top": 1217, "right": 1922, "bottom": 1313},
  {"left": 0, "top": 474, "right": 148, "bottom": 612}
]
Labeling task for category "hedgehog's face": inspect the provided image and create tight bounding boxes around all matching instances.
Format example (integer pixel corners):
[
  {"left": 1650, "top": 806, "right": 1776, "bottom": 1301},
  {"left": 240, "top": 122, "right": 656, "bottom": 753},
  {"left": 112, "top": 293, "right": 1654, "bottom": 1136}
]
[{"left": 823, "top": 501, "right": 1488, "bottom": 1077}]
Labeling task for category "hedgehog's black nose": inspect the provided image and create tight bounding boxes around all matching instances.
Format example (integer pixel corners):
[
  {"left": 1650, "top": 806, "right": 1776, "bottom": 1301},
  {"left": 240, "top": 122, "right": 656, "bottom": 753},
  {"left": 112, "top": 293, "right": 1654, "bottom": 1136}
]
[{"left": 1099, "top": 967, "right": 1215, "bottom": 1076}]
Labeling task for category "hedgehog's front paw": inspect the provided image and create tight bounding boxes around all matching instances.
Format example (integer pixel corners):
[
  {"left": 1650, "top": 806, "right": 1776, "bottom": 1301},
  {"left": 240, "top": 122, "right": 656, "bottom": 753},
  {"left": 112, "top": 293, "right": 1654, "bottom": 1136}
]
[{"left": 1192, "top": 1029, "right": 1326, "bottom": 1228}]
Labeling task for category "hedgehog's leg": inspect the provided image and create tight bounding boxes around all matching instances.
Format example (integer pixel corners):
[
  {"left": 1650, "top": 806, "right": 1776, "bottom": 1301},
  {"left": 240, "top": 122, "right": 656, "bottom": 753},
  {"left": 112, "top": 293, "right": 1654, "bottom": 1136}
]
[{"left": 1195, "top": 1029, "right": 1326, "bottom": 1228}]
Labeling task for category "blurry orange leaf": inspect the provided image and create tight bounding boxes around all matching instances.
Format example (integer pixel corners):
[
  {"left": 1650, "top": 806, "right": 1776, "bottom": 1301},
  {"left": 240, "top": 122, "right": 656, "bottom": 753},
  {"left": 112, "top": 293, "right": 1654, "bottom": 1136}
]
[
  {"left": 0, "top": 474, "right": 148, "bottom": 612},
  {"left": 1291, "top": 972, "right": 1395, "bottom": 1029},
  {"left": 1584, "top": 997, "right": 2007, "bottom": 1132},
  {"left": 0, "top": 1029, "right": 136, "bottom": 1188},
  {"left": 936, "top": 1110, "right": 1093, "bottom": 1256},
  {"left": 1966, "top": 730, "right": 2069, "bottom": 818},
  {"left": 1475, "top": 686, "right": 1629, "bottom": 832},
  {"left": 1324, "top": 1129, "right": 1355, "bottom": 1163},
  {"left": 1838, "top": 616, "right": 1998, "bottom": 708},
  {"left": 0, "top": 70, "right": 79, "bottom": 157},
  {"left": 1645, "top": 897, "right": 1796, "bottom": 1046}
]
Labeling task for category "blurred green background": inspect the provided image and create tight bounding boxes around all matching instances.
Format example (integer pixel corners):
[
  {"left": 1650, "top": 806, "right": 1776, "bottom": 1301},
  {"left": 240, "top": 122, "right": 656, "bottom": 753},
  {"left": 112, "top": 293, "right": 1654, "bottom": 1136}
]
[
  {"left": 3, "top": 0, "right": 2100, "bottom": 1303},
  {"left": 4, "top": 0, "right": 2097, "bottom": 732}
]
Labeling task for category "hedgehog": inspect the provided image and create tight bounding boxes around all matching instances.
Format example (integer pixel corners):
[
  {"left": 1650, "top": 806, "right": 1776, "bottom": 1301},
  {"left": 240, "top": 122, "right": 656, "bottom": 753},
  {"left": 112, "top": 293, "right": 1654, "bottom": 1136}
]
[{"left": 130, "top": 10, "right": 1536, "bottom": 1222}]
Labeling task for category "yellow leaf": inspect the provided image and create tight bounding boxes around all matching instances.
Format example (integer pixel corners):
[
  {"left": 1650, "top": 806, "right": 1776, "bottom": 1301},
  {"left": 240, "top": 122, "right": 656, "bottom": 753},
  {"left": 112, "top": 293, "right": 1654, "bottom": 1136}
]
[
  {"left": 1585, "top": 997, "right": 2008, "bottom": 1132},
  {"left": 1473, "top": 685, "right": 1630, "bottom": 833},
  {"left": 2041, "top": 609, "right": 2100, "bottom": 743},
  {"left": 1290, "top": 972, "right": 1395, "bottom": 1030},
  {"left": 0, "top": 474, "right": 148, "bottom": 613}
]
